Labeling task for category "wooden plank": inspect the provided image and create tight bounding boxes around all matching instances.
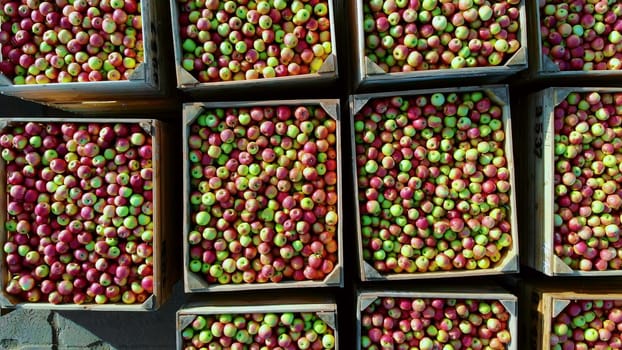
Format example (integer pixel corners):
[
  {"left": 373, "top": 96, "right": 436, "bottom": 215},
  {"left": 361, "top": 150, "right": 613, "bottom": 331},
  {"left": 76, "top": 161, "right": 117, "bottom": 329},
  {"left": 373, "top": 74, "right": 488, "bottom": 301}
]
[
  {"left": 350, "top": 85, "right": 519, "bottom": 281},
  {"left": 529, "top": 88, "right": 552, "bottom": 276},
  {"left": 358, "top": 289, "right": 518, "bottom": 306},
  {"left": 182, "top": 100, "right": 344, "bottom": 293},
  {"left": 155, "top": 115, "right": 180, "bottom": 310},
  {"left": 0, "top": 118, "right": 175, "bottom": 311},
  {"left": 352, "top": 1, "right": 528, "bottom": 91},
  {"left": 0, "top": 0, "right": 173, "bottom": 112},
  {"left": 179, "top": 302, "right": 337, "bottom": 316},
  {"left": 0, "top": 148, "right": 7, "bottom": 309},
  {"left": 41, "top": 97, "right": 180, "bottom": 117}
]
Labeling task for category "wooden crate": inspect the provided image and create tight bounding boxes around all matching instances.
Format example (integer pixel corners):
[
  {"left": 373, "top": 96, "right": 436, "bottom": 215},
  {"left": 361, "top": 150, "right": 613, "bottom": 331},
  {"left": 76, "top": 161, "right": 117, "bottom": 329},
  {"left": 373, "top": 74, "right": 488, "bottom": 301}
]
[
  {"left": 0, "top": 0, "right": 174, "bottom": 112},
  {"left": 357, "top": 286, "right": 518, "bottom": 350},
  {"left": 526, "top": 1, "right": 622, "bottom": 82},
  {"left": 0, "top": 118, "right": 177, "bottom": 311},
  {"left": 182, "top": 100, "right": 343, "bottom": 292},
  {"left": 169, "top": 0, "right": 339, "bottom": 99},
  {"left": 176, "top": 293, "right": 338, "bottom": 350},
  {"left": 350, "top": 0, "right": 528, "bottom": 91},
  {"left": 351, "top": 85, "right": 519, "bottom": 281},
  {"left": 523, "top": 280, "right": 622, "bottom": 350},
  {"left": 526, "top": 87, "right": 622, "bottom": 276}
]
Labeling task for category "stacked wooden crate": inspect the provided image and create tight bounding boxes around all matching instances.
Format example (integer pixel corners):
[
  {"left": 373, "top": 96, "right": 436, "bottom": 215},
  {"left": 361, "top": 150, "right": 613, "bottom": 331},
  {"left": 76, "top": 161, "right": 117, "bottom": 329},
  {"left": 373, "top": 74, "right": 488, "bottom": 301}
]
[{"left": 0, "top": 1, "right": 179, "bottom": 312}]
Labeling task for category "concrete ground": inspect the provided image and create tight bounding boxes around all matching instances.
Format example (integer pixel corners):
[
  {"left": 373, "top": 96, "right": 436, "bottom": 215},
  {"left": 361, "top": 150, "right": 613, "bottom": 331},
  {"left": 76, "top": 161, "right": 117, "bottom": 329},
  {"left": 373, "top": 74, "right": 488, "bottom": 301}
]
[{"left": 0, "top": 282, "right": 186, "bottom": 350}]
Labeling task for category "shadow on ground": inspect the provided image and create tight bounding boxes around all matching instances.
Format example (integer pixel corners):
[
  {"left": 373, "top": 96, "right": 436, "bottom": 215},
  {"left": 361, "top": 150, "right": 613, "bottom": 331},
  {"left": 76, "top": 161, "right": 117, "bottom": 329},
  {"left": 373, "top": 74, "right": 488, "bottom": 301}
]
[{"left": 52, "top": 281, "right": 186, "bottom": 350}]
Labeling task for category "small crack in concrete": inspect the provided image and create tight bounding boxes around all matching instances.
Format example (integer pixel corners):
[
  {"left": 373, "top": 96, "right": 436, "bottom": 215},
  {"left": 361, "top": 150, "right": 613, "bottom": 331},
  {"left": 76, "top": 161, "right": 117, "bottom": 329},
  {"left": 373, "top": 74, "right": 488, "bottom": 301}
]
[
  {"left": 85, "top": 340, "right": 107, "bottom": 350},
  {"left": 47, "top": 312, "right": 58, "bottom": 350},
  {"left": 0, "top": 339, "right": 18, "bottom": 349}
]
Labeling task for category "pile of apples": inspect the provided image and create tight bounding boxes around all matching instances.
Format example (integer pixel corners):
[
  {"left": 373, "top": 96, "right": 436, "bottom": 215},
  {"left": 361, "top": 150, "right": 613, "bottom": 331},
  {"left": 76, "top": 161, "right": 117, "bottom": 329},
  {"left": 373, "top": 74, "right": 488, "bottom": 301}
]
[
  {"left": 0, "top": 0, "right": 144, "bottom": 84},
  {"left": 2, "top": 121, "right": 156, "bottom": 305},
  {"left": 354, "top": 90, "right": 514, "bottom": 275},
  {"left": 176, "top": 0, "right": 334, "bottom": 82},
  {"left": 187, "top": 104, "right": 339, "bottom": 286},
  {"left": 539, "top": 0, "right": 622, "bottom": 71},
  {"left": 362, "top": 0, "right": 523, "bottom": 72},
  {"left": 360, "top": 296, "right": 513, "bottom": 349}
]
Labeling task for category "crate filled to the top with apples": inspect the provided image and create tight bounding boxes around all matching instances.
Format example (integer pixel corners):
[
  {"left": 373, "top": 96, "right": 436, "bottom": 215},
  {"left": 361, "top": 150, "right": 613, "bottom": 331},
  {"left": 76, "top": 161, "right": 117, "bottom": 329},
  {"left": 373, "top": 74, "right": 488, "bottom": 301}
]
[
  {"left": 170, "top": 0, "right": 338, "bottom": 97},
  {"left": 0, "top": 0, "right": 172, "bottom": 109},
  {"left": 182, "top": 100, "right": 343, "bottom": 293},
  {"left": 0, "top": 118, "right": 176, "bottom": 311},
  {"left": 529, "top": 0, "right": 622, "bottom": 81},
  {"left": 351, "top": 85, "right": 519, "bottom": 281},
  {"left": 351, "top": 0, "right": 527, "bottom": 90},
  {"left": 357, "top": 287, "right": 518, "bottom": 350},
  {"left": 526, "top": 87, "right": 622, "bottom": 276}
]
